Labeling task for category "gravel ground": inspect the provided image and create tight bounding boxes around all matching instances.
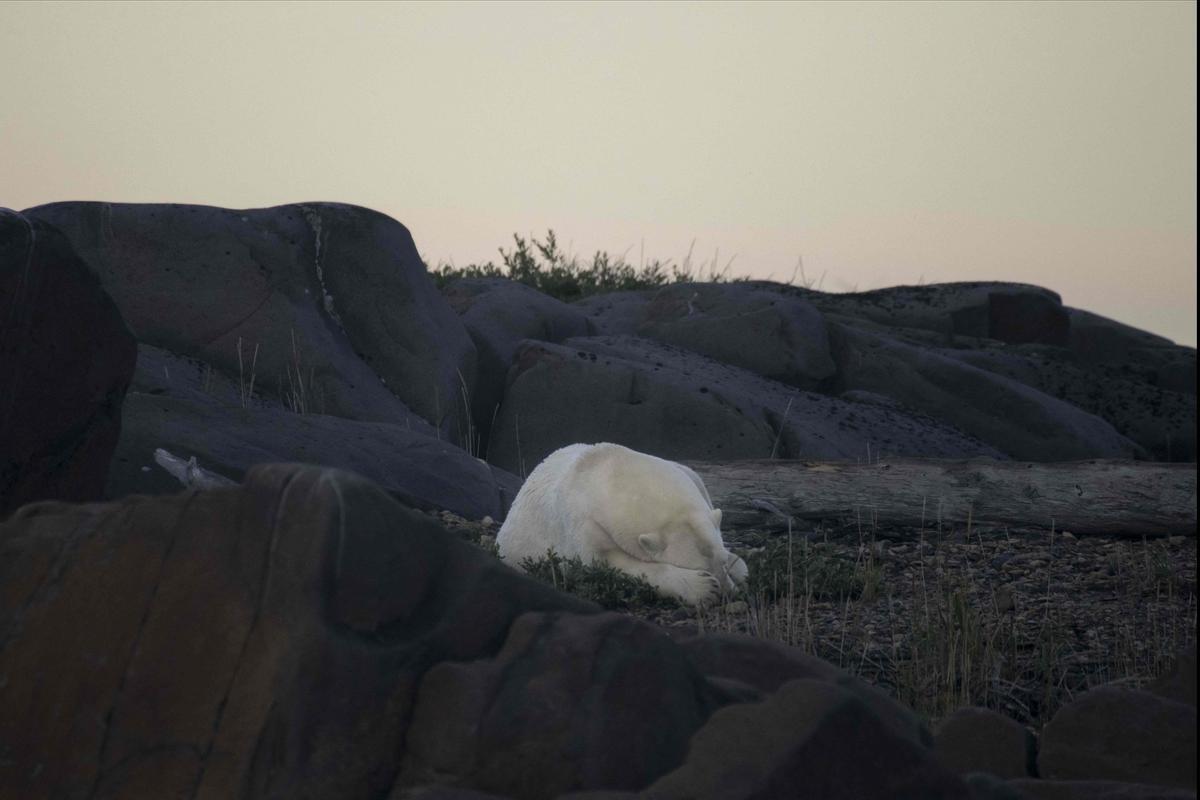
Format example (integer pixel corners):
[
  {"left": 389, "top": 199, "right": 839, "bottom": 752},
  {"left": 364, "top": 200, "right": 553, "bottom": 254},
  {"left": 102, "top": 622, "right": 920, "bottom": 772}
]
[{"left": 432, "top": 509, "right": 1197, "bottom": 728}]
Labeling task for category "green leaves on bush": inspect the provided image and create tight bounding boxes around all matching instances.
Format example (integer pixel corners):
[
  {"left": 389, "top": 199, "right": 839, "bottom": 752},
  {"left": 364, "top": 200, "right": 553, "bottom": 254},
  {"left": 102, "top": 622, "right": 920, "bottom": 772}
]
[
  {"left": 519, "top": 551, "right": 680, "bottom": 610},
  {"left": 429, "top": 230, "right": 744, "bottom": 302}
]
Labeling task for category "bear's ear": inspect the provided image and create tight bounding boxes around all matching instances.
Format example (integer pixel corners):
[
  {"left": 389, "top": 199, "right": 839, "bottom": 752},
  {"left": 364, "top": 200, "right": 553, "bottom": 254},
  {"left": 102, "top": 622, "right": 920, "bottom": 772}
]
[
  {"left": 710, "top": 508, "right": 723, "bottom": 529},
  {"left": 638, "top": 533, "right": 665, "bottom": 556}
]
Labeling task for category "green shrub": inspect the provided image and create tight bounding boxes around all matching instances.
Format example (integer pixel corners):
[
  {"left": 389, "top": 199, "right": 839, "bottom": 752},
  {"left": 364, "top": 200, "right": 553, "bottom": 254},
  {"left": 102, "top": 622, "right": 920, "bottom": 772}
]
[
  {"left": 429, "top": 230, "right": 745, "bottom": 302},
  {"left": 519, "top": 550, "right": 680, "bottom": 610}
]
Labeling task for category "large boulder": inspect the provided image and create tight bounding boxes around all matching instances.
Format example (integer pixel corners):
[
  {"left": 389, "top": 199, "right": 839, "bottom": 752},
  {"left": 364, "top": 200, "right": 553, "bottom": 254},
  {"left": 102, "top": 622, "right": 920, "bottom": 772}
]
[
  {"left": 1038, "top": 686, "right": 1196, "bottom": 789},
  {"left": 635, "top": 282, "right": 837, "bottom": 390},
  {"left": 934, "top": 707, "right": 1037, "bottom": 780},
  {"left": 644, "top": 678, "right": 971, "bottom": 800},
  {"left": 108, "top": 345, "right": 519, "bottom": 521},
  {"left": 398, "top": 613, "right": 725, "bottom": 799},
  {"left": 22, "top": 202, "right": 476, "bottom": 437},
  {"left": 1, "top": 463, "right": 978, "bottom": 800},
  {"left": 1007, "top": 779, "right": 1199, "bottom": 799},
  {"left": 0, "top": 464, "right": 598, "bottom": 799},
  {"left": 442, "top": 278, "right": 592, "bottom": 455},
  {"left": 485, "top": 336, "right": 1002, "bottom": 476},
  {"left": 830, "top": 322, "right": 1143, "bottom": 461},
  {"left": 0, "top": 209, "right": 136, "bottom": 517}
]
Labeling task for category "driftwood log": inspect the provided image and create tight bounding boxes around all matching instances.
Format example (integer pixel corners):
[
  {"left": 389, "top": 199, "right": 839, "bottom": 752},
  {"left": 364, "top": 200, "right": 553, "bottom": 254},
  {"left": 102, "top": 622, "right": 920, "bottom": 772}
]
[{"left": 685, "top": 459, "right": 1197, "bottom": 538}]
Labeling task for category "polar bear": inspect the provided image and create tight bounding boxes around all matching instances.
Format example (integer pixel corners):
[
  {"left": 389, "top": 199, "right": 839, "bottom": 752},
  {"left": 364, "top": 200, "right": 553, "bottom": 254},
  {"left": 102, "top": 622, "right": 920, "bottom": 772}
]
[{"left": 497, "top": 442, "right": 749, "bottom": 605}]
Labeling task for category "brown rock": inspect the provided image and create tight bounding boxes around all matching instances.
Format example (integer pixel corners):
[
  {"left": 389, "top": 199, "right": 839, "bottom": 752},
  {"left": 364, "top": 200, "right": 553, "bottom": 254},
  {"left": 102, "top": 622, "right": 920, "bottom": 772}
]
[
  {"left": 645, "top": 678, "right": 971, "bottom": 800},
  {"left": 0, "top": 464, "right": 597, "bottom": 799},
  {"left": 399, "top": 612, "right": 724, "bottom": 800},
  {"left": 935, "top": 706, "right": 1037, "bottom": 779},
  {"left": 1039, "top": 686, "right": 1196, "bottom": 789}
]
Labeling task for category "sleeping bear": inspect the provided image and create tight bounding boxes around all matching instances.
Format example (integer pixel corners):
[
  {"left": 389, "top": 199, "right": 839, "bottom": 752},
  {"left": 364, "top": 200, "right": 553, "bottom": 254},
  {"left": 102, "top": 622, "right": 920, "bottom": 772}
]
[{"left": 497, "top": 442, "right": 748, "bottom": 605}]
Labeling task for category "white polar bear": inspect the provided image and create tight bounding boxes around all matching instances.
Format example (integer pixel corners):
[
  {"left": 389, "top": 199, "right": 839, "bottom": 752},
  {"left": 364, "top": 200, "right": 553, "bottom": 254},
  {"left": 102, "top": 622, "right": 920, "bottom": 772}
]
[{"left": 497, "top": 442, "right": 749, "bottom": 605}]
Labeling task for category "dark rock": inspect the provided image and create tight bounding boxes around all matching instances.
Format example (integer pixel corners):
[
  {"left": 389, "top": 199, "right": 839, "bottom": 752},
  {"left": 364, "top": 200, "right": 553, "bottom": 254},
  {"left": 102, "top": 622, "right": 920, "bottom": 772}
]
[
  {"left": 22, "top": 202, "right": 476, "bottom": 435},
  {"left": 830, "top": 322, "right": 1142, "bottom": 460},
  {"left": 799, "top": 281, "right": 1069, "bottom": 346},
  {"left": 0, "top": 464, "right": 596, "bottom": 799},
  {"left": 964, "top": 773, "right": 1037, "bottom": 799},
  {"left": 399, "top": 612, "right": 724, "bottom": 800},
  {"left": 106, "top": 344, "right": 519, "bottom": 521},
  {"left": 1147, "top": 645, "right": 1197, "bottom": 708},
  {"left": 644, "top": 678, "right": 971, "bottom": 800},
  {"left": 486, "top": 336, "right": 1003, "bottom": 475},
  {"left": 636, "top": 282, "right": 836, "bottom": 389},
  {"left": 1039, "top": 686, "right": 1196, "bottom": 789},
  {"left": 944, "top": 346, "right": 1195, "bottom": 462},
  {"left": 442, "top": 278, "right": 592, "bottom": 454},
  {"left": 572, "top": 290, "right": 652, "bottom": 335},
  {"left": 1008, "top": 779, "right": 1198, "bottom": 799},
  {"left": 673, "top": 630, "right": 932, "bottom": 747},
  {"left": 0, "top": 209, "right": 136, "bottom": 517},
  {"left": 394, "top": 788, "right": 514, "bottom": 800},
  {"left": 934, "top": 706, "right": 1037, "bottom": 779}
]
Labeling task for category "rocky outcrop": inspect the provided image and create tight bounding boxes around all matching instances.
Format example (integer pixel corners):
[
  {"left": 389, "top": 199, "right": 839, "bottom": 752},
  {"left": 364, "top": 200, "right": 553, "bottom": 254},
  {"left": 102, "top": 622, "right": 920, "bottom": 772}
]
[
  {"left": 23, "top": 202, "right": 476, "bottom": 435},
  {"left": 1, "top": 465, "right": 984, "bottom": 800},
  {"left": 107, "top": 344, "right": 517, "bottom": 520},
  {"left": 1038, "top": 686, "right": 1196, "bottom": 789},
  {"left": 0, "top": 209, "right": 136, "bottom": 517},
  {"left": 442, "top": 278, "right": 592, "bottom": 455},
  {"left": 486, "top": 336, "right": 1003, "bottom": 475}
]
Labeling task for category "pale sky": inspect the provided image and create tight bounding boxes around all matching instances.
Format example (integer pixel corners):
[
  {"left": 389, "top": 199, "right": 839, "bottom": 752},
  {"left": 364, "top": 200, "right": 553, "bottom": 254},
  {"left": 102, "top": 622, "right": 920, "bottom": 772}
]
[{"left": 2, "top": 1, "right": 1195, "bottom": 346}]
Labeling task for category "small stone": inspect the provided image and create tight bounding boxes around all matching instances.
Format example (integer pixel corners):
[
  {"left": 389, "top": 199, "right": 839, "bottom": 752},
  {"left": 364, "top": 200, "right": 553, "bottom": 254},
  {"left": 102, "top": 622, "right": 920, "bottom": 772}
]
[
  {"left": 480, "top": 515, "right": 494, "bottom": 527},
  {"left": 1061, "top": 531, "right": 1076, "bottom": 540}
]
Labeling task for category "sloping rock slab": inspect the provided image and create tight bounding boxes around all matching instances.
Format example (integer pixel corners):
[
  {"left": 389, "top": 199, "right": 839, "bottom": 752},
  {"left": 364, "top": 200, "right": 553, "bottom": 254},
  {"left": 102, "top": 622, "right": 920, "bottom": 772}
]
[
  {"left": 1148, "top": 645, "right": 1197, "bottom": 708},
  {"left": 0, "top": 464, "right": 597, "bottom": 799},
  {"left": 108, "top": 356, "right": 518, "bottom": 521},
  {"left": 572, "top": 290, "right": 652, "bottom": 336},
  {"left": 830, "top": 322, "right": 1142, "bottom": 461},
  {"left": 636, "top": 282, "right": 837, "bottom": 389},
  {"left": 22, "top": 201, "right": 475, "bottom": 433},
  {"left": 486, "top": 336, "right": 1002, "bottom": 475},
  {"left": 944, "top": 346, "right": 1195, "bottom": 462},
  {"left": 1039, "top": 686, "right": 1196, "bottom": 789},
  {"left": 0, "top": 209, "right": 136, "bottom": 516}
]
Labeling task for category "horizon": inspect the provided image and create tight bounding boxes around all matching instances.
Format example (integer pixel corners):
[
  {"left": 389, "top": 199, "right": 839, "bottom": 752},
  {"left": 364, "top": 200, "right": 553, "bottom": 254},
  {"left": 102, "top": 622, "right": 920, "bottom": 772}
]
[{"left": 1, "top": 0, "right": 1195, "bottom": 346}]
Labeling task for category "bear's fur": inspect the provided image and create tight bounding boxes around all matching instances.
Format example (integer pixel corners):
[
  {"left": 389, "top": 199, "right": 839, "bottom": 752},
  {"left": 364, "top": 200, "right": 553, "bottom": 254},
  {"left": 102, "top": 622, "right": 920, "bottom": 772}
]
[{"left": 497, "top": 442, "right": 748, "bottom": 605}]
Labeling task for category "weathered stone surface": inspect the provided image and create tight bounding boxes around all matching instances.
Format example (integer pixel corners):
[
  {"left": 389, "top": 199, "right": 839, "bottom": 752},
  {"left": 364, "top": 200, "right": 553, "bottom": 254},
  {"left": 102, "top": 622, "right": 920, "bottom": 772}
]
[
  {"left": 22, "top": 202, "right": 476, "bottom": 435},
  {"left": 645, "top": 678, "right": 971, "bottom": 800},
  {"left": 1039, "top": 686, "right": 1196, "bottom": 789},
  {"left": 1147, "top": 645, "right": 1197, "bottom": 707},
  {"left": 572, "top": 290, "right": 652, "bottom": 335},
  {"left": 106, "top": 345, "right": 518, "bottom": 521},
  {"left": 1008, "top": 779, "right": 1198, "bottom": 800},
  {"left": 486, "top": 336, "right": 1003, "bottom": 475},
  {"left": 442, "top": 278, "right": 592, "bottom": 454},
  {"left": 934, "top": 707, "right": 1037, "bottom": 779},
  {"left": 636, "top": 282, "right": 837, "bottom": 390},
  {"left": 802, "top": 282, "right": 1070, "bottom": 346},
  {"left": 945, "top": 346, "right": 1195, "bottom": 462},
  {"left": 830, "top": 322, "right": 1142, "bottom": 461},
  {"left": 399, "top": 612, "right": 724, "bottom": 799},
  {"left": 0, "top": 464, "right": 597, "bottom": 799},
  {"left": 0, "top": 209, "right": 136, "bottom": 517}
]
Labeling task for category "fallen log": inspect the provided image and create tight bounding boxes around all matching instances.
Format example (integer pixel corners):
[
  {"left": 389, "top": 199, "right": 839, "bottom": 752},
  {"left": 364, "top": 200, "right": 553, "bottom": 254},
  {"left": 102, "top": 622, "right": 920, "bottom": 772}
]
[{"left": 685, "top": 458, "right": 1197, "bottom": 538}]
